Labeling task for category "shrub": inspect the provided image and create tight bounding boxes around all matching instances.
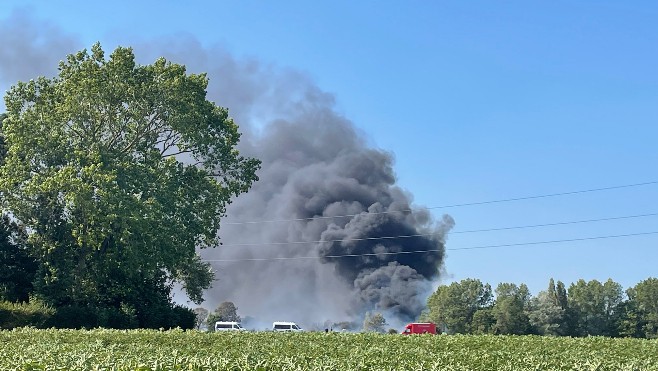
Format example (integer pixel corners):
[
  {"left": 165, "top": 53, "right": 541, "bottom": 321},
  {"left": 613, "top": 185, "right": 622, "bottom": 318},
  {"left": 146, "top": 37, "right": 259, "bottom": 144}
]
[
  {"left": 0, "top": 299, "right": 54, "bottom": 329},
  {"left": 46, "top": 305, "right": 98, "bottom": 329}
]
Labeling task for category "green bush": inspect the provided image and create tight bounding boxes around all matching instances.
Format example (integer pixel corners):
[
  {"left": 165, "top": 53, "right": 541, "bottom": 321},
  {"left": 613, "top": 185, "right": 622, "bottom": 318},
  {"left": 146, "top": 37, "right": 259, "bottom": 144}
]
[
  {"left": 0, "top": 300, "right": 194, "bottom": 330},
  {"left": 45, "top": 304, "right": 140, "bottom": 329},
  {"left": 136, "top": 301, "right": 195, "bottom": 330},
  {"left": 170, "top": 305, "right": 195, "bottom": 330},
  {"left": 0, "top": 300, "right": 54, "bottom": 329},
  {"left": 46, "top": 305, "right": 98, "bottom": 329}
]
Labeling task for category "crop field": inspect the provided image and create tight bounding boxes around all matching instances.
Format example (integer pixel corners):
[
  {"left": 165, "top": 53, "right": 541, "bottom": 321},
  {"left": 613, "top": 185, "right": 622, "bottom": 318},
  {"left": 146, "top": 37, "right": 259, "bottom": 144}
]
[{"left": 1, "top": 328, "right": 657, "bottom": 370}]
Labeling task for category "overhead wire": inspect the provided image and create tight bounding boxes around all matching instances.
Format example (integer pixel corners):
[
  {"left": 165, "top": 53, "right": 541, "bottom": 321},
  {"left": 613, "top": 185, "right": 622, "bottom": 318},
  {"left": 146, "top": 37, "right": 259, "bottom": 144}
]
[
  {"left": 208, "top": 181, "right": 658, "bottom": 262},
  {"left": 204, "top": 231, "right": 658, "bottom": 262},
  {"left": 221, "top": 181, "right": 658, "bottom": 226},
  {"left": 217, "top": 212, "right": 658, "bottom": 247}
]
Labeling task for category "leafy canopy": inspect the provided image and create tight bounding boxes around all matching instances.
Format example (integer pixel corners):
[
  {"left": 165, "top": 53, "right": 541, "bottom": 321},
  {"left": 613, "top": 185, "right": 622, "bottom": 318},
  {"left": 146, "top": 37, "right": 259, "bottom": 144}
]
[
  {"left": 0, "top": 43, "right": 259, "bottom": 307},
  {"left": 422, "top": 278, "right": 493, "bottom": 334},
  {"left": 206, "top": 301, "right": 241, "bottom": 331},
  {"left": 362, "top": 311, "right": 388, "bottom": 333}
]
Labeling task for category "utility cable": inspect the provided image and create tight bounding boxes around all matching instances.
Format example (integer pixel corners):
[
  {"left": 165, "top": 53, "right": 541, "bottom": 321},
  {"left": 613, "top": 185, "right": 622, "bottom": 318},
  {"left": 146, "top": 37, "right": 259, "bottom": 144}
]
[
  {"left": 204, "top": 231, "right": 658, "bottom": 262},
  {"left": 217, "top": 212, "right": 658, "bottom": 247},
  {"left": 222, "top": 181, "right": 658, "bottom": 225}
]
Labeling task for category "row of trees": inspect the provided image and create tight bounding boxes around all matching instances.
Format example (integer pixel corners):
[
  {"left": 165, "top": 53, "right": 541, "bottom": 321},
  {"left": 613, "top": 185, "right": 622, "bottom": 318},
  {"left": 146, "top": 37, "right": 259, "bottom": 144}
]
[
  {"left": 421, "top": 277, "right": 658, "bottom": 338},
  {"left": 0, "top": 44, "right": 259, "bottom": 329}
]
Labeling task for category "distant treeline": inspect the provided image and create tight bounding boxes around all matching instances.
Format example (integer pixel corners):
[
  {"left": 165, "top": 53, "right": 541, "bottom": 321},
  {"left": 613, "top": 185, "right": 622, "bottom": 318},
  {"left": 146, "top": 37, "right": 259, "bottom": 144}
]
[{"left": 420, "top": 277, "right": 658, "bottom": 338}]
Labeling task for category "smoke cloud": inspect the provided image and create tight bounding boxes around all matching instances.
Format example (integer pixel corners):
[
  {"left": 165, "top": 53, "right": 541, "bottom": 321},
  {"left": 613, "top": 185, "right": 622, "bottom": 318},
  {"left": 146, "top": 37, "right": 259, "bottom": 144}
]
[
  {"left": 140, "top": 37, "right": 455, "bottom": 326},
  {"left": 0, "top": 13, "right": 454, "bottom": 328},
  {"left": 0, "top": 9, "right": 80, "bottom": 91}
]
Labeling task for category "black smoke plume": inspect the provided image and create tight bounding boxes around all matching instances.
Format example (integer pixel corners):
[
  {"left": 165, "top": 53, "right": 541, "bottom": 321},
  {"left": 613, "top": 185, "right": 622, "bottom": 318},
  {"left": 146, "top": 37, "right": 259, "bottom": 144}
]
[{"left": 138, "top": 37, "right": 455, "bottom": 324}]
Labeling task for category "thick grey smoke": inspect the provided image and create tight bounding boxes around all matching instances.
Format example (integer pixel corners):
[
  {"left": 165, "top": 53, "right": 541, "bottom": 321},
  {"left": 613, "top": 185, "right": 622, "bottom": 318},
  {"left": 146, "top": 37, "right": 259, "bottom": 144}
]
[
  {"left": 0, "top": 9, "right": 80, "bottom": 92},
  {"left": 137, "top": 37, "right": 456, "bottom": 325},
  {"left": 0, "top": 13, "right": 454, "bottom": 327}
]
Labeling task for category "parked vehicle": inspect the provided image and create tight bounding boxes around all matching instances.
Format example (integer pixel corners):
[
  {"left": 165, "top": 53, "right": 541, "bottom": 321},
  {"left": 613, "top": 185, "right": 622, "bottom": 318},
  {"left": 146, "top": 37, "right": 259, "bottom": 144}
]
[
  {"left": 215, "top": 321, "right": 246, "bottom": 332},
  {"left": 400, "top": 323, "right": 437, "bottom": 335},
  {"left": 272, "top": 321, "right": 303, "bottom": 332}
]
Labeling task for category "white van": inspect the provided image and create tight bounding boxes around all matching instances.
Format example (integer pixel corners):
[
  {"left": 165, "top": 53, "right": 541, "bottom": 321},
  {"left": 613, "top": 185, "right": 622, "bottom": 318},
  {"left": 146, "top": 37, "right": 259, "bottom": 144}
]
[
  {"left": 215, "top": 321, "right": 246, "bottom": 332},
  {"left": 272, "top": 321, "right": 303, "bottom": 332}
]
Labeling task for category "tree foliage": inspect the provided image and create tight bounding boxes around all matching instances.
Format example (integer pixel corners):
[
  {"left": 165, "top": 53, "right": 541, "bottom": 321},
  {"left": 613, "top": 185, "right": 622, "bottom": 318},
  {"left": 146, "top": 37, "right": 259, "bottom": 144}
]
[
  {"left": 528, "top": 291, "right": 566, "bottom": 336},
  {"left": 471, "top": 308, "right": 495, "bottom": 334},
  {"left": 362, "top": 311, "right": 387, "bottom": 333},
  {"left": 0, "top": 44, "right": 259, "bottom": 327},
  {"left": 568, "top": 279, "right": 623, "bottom": 337},
  {"left": 422, "top": 278, "right": 493, "bottom": 334},
  {"left": 525, "top": 278, "right": 568, "bottom": 336},
  {"left": 193, "top": 307, "right": 209, "bottom": 330},
  {"left": 206, "top": 301, "right": 241, "bottom": 331},
  {"left": 492, "top": 283, "right": 531, "bottom": 335},
  {"left": 0, "top": 214, "right": 37, "bottom": 302},
  {"left": 627, "top": 278, "right": 658, "bottom": 338},
  {"left": 422, "top": 277, "right": 658, "bottom": 338}
]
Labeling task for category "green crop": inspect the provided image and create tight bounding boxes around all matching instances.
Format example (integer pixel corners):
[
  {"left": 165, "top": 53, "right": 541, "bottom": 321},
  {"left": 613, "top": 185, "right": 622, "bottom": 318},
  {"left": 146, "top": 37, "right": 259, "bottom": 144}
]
[{"left": 0, "top": 328, "right": 656, "bottom": 370}]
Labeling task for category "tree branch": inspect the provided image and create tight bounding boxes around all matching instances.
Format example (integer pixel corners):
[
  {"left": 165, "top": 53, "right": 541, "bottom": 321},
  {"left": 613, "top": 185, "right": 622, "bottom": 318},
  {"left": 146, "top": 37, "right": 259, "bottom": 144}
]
[{"left": 162, "top": 149, "right": 191, "bottom": 158}]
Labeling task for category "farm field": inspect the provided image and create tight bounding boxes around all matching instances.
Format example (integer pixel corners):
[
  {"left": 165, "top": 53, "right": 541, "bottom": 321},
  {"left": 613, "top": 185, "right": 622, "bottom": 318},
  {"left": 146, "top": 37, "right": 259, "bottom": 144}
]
[{"left": 1, "top": 328, "right": 657, "bottom": 370}]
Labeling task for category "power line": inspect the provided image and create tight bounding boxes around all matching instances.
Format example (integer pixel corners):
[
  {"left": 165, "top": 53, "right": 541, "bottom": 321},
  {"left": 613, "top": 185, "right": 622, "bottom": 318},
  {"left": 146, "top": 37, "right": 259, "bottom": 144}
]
[
  {"left": 204, "top": 231, "right": 658, "bottom": 262},
  {"left": 452, "top": 212, "right": 658, "bottom": 234},
  {"left": 450, "top": 231, "right": 657, "bottom": 251},
  {"left": 222, "top": 181, "right": 658, "bottom": 225},
  {"left": 217, "top": 212, "right": 658, "bottom": 247}
]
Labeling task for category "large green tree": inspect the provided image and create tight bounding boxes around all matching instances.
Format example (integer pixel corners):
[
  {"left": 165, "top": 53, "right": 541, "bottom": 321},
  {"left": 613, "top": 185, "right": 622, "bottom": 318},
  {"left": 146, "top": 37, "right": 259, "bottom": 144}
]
[
  {"left": 624, "top": 278, "right": 658, "bottom": 338},
  {"left": 568, "top": 279, "right": 623, "bottom": 337},
  {"left": 470, "top": 308, "right": 495, "bottom": 334},
  {"left": 555, "top": 280, "right": 569, "bottom": 310},
  {"left": 527, "top": 279, "right": 567, "bottom": 336},
  {"left": 1, "top": 114, "right": 39, "bottom": 303},
  {"left": 492, "top": 283, "right": 532, "bottom": 335},
  {"left": 0, "top": 44, "right": 259, "bottom": 324},
  {"left": 422, "top": 278, "right": 493, "bottom": 334}
]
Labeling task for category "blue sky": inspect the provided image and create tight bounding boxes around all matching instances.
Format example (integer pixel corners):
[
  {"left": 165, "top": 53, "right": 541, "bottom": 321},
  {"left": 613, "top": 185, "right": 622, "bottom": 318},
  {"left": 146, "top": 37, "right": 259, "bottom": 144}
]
[{"left": 1, "top": 1, "right": 656, "bottom": 296}]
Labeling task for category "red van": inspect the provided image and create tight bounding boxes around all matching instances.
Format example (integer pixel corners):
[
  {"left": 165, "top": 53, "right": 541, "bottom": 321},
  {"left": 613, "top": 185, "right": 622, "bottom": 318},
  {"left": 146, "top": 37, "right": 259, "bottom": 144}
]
[{"left": 401, "top": 322, "right": 437, "bottom": 335}]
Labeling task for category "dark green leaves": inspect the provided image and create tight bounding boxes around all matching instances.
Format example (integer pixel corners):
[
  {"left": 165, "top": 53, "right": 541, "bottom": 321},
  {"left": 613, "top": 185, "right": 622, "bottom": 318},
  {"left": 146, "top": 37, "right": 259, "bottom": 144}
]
[{"left": 0, "top": 43, "right": 260, "bottom": 312}]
